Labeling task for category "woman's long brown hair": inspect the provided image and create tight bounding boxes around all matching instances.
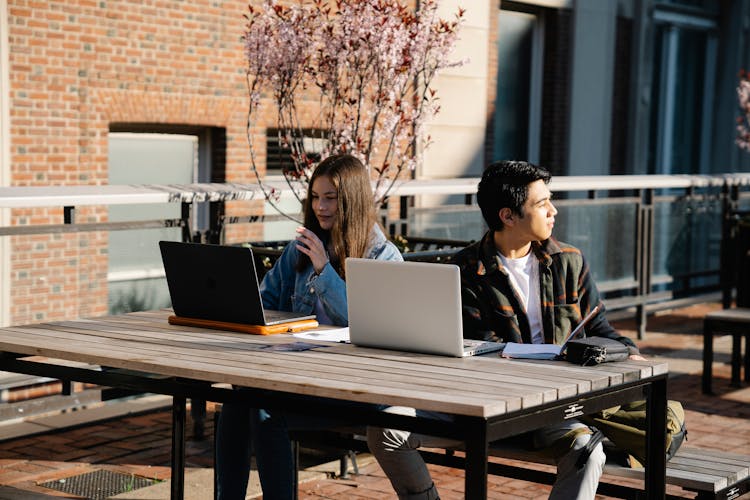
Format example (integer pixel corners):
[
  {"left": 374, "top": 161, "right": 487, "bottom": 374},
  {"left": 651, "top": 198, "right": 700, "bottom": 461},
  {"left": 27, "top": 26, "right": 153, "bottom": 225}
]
[{"left": 297, "top": 154, "right": 376, "bottom": 278}]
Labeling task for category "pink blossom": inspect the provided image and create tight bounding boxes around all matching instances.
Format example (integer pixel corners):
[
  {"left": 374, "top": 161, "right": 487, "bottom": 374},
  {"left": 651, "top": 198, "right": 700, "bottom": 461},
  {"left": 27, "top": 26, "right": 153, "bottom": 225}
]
[
  {"left": 243, "top": 0, "right": 465, "bottom": 209},
  {"left": 737, "top": 73, "right": 750, "bottom": 152}
]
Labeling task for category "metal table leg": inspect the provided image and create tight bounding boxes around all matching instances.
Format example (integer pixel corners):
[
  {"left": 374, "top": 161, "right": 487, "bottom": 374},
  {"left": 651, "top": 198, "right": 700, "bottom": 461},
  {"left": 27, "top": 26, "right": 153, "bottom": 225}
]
[
  {"left": 732, "top": 333, "right": 743, "bottom": 387},
  {"left": 171, "top": 396, "right": 186, "bottom": 500},
  {"left": 702, "top": 321, "right": 714, "bottom": 394},
  {"left": 644, "top": 377, "right": 667, "bottom": 500},
  {"left": 464, "top": 420, "right": 489, "bottom": 499}
]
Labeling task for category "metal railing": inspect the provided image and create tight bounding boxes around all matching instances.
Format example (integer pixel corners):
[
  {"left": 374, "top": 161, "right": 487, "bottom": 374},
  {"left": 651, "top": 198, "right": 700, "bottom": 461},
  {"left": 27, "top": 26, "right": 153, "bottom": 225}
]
[
  {"left": 384, "top": 174, "right": 750, "bottom": 338},
  {"left": 1, "top": 173, "right": 750, "bottom": 338}
]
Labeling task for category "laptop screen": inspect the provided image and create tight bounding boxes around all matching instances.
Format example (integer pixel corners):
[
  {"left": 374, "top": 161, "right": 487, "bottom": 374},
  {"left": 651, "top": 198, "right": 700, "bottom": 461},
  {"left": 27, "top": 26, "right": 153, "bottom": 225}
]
[
  {"left": 159, "top": 241, "right": 267, "bottom": 325},
  {"left": 159, "top": 241, "right": 316, "bottom": 327}
]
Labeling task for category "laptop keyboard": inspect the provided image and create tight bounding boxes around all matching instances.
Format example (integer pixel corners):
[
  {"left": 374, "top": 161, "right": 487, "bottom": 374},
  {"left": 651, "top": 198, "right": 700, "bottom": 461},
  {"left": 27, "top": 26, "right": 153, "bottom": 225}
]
[
  {"left": 264, "top": 309, "right": 313, "bottom": 324},
  {"left": 463, "top": 339, "right": 505, "bottom": 354}
]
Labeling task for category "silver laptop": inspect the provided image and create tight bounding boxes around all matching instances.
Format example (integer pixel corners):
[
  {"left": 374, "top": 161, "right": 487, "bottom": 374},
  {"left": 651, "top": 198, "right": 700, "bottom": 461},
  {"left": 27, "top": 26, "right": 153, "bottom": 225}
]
[
  {"left": 345, "top": 258, "right": 505, "bottom": 357},
  {"left": 159, "top": 241, "right": 315, "bottom": 326}
]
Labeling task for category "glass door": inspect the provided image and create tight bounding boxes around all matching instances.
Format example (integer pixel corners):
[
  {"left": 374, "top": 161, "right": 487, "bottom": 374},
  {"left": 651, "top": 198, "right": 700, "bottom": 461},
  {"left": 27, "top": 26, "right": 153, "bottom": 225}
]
[
  {"left": 647, "top": 3, "right": 720, "bottom": 295},
  {"left": 494, "top": 8, "right": 543, "bottom": 163},
  {"left": 648, "top": 9, "right": 718, "bottom": 175}
]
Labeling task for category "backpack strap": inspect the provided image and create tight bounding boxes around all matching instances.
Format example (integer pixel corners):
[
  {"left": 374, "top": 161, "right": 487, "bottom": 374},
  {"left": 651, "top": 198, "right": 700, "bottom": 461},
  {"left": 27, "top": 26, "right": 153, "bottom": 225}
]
[{"left": 576, "top": 428, "right": 606, "bottom": 469}]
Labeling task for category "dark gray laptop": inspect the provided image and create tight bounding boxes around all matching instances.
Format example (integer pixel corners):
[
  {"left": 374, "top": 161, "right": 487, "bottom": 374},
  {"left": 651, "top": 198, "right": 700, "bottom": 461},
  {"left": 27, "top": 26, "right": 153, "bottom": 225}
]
[{"left": 159, "top": 241, "right": 315, "bottom": 326}]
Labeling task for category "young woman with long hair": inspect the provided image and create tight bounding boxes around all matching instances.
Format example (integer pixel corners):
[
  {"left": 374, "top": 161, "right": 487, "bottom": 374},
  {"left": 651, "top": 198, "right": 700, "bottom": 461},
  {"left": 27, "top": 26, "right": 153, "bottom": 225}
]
[{"left": 216, "top": 154, "right": 402, "bottom": 500}]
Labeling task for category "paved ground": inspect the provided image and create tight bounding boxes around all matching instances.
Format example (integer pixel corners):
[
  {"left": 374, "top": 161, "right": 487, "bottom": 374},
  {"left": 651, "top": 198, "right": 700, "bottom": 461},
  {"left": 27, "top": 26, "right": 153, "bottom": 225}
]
[{"left": 0, "top": 301, "right": 748, "bottom": 499}]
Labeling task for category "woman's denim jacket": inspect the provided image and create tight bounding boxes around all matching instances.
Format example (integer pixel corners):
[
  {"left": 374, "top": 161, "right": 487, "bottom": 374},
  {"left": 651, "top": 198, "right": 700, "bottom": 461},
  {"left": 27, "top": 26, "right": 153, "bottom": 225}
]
[{"left": 259, "top": 225, "right": 402, "bottom": 326}]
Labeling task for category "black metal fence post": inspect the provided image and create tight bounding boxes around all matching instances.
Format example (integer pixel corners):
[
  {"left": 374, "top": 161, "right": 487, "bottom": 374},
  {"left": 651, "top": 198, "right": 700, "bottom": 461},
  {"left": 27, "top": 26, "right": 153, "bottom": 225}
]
[{"left": 635, "top": 188, "right": 654, "bottom": 340}]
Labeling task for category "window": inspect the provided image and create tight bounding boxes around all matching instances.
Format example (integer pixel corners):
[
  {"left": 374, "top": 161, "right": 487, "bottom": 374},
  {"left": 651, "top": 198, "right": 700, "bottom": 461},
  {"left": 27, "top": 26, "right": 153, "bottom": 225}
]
[
  {"left": 647, "top": 7, "right": 718, "bottom": 174},
  {"left": 266, "top": 128, "right": 327, "bottom": 174},
  {"left": 493, "top": 7, "right": 544, "bottom": 164},
  {"left": 645, "top": 2, "right": 721, "bottom": 295},
  {"left": 656, "top": 0, "right": 719, "bottom": 14},
  {"left": 106, "top": 126, "right": 225, "bottom": 314}
]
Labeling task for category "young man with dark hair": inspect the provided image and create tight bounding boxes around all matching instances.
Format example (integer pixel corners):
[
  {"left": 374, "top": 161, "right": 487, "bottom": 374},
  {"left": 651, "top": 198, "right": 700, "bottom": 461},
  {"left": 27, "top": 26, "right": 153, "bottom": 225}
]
[{"left": 367, "top": 160, "right": 645, "bottom": 500}]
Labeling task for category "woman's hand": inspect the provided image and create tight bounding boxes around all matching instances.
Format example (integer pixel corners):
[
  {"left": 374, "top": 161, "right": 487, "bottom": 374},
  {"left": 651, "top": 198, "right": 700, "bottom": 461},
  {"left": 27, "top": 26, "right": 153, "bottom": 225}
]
[{"left": 295, "top": 226, "right": 329, "bottom": 275}]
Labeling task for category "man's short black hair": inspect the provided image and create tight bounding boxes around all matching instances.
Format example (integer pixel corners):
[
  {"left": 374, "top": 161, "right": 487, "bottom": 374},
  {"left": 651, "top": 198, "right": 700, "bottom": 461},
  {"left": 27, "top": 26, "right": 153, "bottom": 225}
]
[{"left": 477, "top": 160, "right": 551, "bottom": 231}]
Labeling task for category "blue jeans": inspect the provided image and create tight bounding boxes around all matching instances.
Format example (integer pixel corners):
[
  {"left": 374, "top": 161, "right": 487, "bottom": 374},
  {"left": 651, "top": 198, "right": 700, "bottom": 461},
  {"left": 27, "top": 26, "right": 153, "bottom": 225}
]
[
  {"left": 215, "top": 395, "right": 369, "bottom": 500},
  {"left": 215, "top": 400, "right": 253, "bottom": 500},
  {"left": 215, "top": 402, "right": 301, "bottom": 500}
]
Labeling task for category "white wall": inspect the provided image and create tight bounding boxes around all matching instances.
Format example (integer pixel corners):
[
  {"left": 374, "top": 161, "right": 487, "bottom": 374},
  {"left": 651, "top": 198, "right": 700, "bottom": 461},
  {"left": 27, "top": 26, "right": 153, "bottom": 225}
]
[
  {"left": 412, "top": 0, "right": 491, "bottom": 234},
  {"left": 421, "top": 0, "right": 490, "bottom": 179}
]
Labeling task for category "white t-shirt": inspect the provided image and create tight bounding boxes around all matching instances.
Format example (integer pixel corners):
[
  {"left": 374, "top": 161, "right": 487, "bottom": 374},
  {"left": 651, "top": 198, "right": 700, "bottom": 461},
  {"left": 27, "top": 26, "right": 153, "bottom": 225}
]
[{"left": 498, "top": 251, "right": 544, "bottom": 344}]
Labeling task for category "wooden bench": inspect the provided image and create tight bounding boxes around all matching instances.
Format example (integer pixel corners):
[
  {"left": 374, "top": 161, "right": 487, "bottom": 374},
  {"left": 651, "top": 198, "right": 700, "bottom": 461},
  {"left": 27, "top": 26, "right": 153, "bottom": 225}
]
[
  {"left": 0, "top": 370, "right": 104, "bottom": 421},
  {"left": 477, "top": 443, "right": 750, "bottom": 500},
  {"left": 0, "top": 365, "right": 206, "bottom": 440},
  {"left": 293, "top": 430, "right": 750, "bottom": 500},
  {"left": 703, "top": 308, "right": 750, "bottom": 394}
]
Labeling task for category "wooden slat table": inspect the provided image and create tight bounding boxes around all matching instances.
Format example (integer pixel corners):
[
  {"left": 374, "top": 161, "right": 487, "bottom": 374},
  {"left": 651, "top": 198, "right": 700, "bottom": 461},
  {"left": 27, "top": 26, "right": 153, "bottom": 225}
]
[{"left": 0, "top": 310, "right": 669, "bottom": 499}]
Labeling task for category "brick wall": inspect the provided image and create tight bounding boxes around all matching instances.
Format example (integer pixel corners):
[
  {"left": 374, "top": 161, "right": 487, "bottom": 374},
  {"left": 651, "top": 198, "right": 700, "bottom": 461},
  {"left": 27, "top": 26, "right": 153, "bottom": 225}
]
[
  {"left": 5, "top": 0, "right": 481, "bottom": 325},
  {"left": 6, "top": 0, "right": 270, "bottom": 325},
  {"left": 485, "top": 1, "right": 499, "bottom": 169}
]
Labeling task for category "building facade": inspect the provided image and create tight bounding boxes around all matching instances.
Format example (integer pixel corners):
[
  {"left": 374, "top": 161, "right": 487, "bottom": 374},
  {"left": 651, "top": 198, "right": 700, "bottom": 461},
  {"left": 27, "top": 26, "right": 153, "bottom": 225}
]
[
  {"left": 428, "top": 0, "right": 750, "bottom": 179},
  {"left": 0, "top": 0, "right": 748, "bottom": 326}
]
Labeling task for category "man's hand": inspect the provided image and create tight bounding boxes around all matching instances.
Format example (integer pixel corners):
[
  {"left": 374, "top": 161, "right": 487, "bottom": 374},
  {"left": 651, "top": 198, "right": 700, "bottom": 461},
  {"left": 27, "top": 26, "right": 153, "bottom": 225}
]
[
  {"left": 295, "top": 227, "right": 328, "bottom": 275},
  {"left": 629, "top": 354, "right": 647, "bottom": 361}
]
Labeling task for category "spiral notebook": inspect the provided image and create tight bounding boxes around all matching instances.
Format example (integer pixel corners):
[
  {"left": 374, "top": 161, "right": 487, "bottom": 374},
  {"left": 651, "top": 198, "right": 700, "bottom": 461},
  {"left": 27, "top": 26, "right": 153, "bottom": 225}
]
[{"left": 501, "top": 304, "right": 602, "bottom": 359}]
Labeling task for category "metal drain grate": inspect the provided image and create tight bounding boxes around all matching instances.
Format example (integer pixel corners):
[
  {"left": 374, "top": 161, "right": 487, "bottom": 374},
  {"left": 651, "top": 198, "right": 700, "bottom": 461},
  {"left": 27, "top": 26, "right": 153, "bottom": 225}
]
[{"left": 40, "top": 469, "right": 158, "bottom": 500}]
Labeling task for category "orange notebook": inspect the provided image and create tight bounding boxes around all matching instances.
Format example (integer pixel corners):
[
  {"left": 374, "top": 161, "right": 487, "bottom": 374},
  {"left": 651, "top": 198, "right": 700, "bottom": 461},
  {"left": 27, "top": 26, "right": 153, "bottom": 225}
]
[{"left": 167, "top": 315, "right": 319, "bottom": 335}]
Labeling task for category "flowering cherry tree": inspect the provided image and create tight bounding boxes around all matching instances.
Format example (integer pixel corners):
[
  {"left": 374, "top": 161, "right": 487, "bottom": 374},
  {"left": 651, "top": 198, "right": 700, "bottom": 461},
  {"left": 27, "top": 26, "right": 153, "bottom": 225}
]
[
  {"left": 243, "top": 0, "right": 464, "bottom": 216},
  {"left": 737, "top": 70, "right": 750, "bottom": 152}
]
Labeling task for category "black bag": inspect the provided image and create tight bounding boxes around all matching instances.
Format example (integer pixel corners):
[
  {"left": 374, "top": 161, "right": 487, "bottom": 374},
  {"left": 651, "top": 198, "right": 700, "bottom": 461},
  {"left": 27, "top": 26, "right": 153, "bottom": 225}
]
[{"left": 565, "top": 337, "right": 629, "bottom": 365}]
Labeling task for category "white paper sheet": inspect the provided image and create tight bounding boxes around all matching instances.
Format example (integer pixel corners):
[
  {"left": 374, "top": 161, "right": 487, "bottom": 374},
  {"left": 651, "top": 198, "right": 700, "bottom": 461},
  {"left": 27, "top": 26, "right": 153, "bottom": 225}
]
[{"left": 292, "top": 327, "right": 350, "bottom": 343}]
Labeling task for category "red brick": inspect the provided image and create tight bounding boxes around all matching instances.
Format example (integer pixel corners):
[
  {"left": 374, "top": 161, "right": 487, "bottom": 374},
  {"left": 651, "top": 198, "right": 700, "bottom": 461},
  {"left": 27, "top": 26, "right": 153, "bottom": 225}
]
[{"left": 5, "top": 0, "right": 269, "bottom": 325}]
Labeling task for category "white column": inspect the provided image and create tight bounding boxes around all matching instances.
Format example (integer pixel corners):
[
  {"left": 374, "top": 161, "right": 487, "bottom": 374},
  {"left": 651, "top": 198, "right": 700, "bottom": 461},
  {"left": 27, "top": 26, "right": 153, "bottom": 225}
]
[
  {"left": 421, "top": 0, "right": 490, "bottom": 179},
  {"left": 567, "top": 0, "right": 617, "bottom": 175},
  {"left": 403, "top": 1, "right": 491, "bottom": 238},
  {"left": 0, "top": 0, "right": 10, "bottom": 326}
]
